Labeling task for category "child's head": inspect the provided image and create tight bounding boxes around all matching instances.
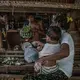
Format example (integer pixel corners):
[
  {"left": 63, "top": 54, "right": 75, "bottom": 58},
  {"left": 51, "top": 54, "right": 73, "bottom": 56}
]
[{"left": 46, "top": 26, "right": 61, "bottom": 43}]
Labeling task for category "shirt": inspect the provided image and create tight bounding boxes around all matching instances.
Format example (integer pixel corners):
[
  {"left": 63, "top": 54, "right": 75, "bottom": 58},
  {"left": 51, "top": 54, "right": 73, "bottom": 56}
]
[
  {"left": 57, "top": 30, "right": 74, "bottom": 78},
  {"left": 39, "top": 43, "right": 60, "bottom": 58}
]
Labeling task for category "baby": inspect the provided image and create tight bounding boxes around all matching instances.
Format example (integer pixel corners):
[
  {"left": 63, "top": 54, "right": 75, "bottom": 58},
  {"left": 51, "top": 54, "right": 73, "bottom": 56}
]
[{"left": 34, "top": 26, "right": 61, "bottom": 74}]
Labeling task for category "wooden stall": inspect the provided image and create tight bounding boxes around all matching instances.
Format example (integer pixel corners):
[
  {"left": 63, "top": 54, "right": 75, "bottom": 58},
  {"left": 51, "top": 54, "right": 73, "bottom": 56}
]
[{"left": 0, "top": 0, "right": 80, "bottom": 80}]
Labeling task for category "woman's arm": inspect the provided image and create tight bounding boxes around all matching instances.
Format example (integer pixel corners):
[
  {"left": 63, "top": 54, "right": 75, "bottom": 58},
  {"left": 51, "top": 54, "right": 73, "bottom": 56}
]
[
  {"left": 49, "top": 43, "right": 69, "bottom": 61},
  {"left": 37, "top": 43, "right": 69, "bottom": 65}
]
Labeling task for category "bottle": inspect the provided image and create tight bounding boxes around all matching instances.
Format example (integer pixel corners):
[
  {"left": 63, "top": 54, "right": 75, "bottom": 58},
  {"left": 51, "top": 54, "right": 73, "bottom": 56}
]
[{"left": 2, "top": 28, "right": 7, "bottom": 49}]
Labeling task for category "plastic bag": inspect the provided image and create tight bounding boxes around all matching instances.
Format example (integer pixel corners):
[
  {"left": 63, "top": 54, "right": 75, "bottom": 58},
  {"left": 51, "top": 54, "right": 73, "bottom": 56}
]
[{"left": 24, "top": 46, "right": 39, "bottom": 63}]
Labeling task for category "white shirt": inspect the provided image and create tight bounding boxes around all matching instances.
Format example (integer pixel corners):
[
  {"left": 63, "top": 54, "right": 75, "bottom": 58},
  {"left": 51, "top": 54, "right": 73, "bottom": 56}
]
[
  {"left": 39, "top": 43, "right": 60, "bottom": 58},
  {"left": 57, "top": 30, "right": 74, "bottom": 78}
]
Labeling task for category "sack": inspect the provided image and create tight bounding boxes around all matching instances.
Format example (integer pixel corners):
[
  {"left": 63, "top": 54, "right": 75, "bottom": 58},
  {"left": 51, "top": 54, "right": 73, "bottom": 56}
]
[{"left": 24, "top": 46, "right": 39, "bottom": 63}]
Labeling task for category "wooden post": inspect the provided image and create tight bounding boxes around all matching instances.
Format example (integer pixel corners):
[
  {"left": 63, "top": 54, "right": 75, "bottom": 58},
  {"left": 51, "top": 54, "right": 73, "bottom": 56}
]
[{"left": 0, "top": 32, "right": 2, "bottom": 50}]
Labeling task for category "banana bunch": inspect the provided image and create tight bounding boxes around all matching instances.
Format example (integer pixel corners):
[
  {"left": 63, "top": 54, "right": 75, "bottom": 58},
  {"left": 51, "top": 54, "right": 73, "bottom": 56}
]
[{"left": 2, "top": 57, "right": 24, "bottom": 65}]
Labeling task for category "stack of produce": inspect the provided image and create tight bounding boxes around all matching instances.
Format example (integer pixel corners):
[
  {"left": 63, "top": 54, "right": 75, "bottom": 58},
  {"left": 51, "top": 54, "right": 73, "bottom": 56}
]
[{"left": 2, "top": 57, "right": 24, "bottom": 65}]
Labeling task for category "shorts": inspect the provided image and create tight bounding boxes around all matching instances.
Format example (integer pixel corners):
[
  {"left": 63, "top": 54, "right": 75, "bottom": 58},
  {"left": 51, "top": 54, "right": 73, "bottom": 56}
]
[{"left": 23, "top": 70, "right": 68, "bottom": 80}]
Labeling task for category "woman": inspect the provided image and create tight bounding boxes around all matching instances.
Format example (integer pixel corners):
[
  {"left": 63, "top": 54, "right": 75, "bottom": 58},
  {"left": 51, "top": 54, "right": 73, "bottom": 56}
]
[{"left": 33, "top": 14, "right": 74, "bottom": 80}]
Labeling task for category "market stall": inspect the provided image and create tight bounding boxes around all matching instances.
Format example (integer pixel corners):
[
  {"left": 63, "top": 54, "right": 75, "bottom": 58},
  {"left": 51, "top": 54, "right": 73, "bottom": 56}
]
[{"left": 0, "top": 0, "right": 80, "bottom": 80}]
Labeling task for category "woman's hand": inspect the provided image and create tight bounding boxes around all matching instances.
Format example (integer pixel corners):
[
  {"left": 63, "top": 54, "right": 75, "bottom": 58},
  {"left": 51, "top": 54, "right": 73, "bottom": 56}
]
[
  {"left": 32, "top": 41, "right": 44, "bottom": 51},
  {"left": 34, "top": 41, "right": 44, "bottom": 46},
  {"left": 37, "top": 55, "right": 56, "bottom": 67}
]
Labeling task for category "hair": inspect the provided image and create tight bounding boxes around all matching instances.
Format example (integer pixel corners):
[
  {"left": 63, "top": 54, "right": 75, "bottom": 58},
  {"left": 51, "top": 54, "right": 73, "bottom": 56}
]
[
  {"left": 47, "top": 26, "right": 61, "bottom": 41},
  {"left": 55, "top": 13, "right": 70, "bottom": 31}
]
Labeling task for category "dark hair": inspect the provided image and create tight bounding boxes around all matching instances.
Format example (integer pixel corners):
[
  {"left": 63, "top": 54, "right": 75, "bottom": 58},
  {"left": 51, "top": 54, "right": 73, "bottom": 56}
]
[
  {"left": 55, "top": 13, "right": 70, "bottom": 31},
  {"left": 47, "top": 26, "right": 61, "bottom": 41}
]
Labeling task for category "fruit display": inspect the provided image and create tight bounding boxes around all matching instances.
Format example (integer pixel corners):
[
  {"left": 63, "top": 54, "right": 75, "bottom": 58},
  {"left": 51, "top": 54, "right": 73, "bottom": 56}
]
[{"left": 2, "top": 57, "right": 24, "bottom": 65}]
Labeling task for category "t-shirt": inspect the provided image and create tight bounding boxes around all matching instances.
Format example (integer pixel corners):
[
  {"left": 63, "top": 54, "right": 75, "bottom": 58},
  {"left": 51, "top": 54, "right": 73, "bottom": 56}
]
[
  {"left": 39, "top": 43, "right": 60, "bottom": 58},
  {"left": 57, "top": 30, "right": 74, "bottom": 78}
]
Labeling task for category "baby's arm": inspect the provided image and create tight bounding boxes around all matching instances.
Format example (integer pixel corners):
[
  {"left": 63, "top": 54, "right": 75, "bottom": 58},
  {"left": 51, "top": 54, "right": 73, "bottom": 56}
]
[{"left": 34, "top": 61, "right": 41, "bottom": 72}]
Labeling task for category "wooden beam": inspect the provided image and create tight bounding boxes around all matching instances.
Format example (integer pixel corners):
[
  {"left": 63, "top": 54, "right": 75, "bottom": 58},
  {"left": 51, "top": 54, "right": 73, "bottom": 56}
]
[{"left": 0, "top": 1, "right": 80, "bottom": 13}]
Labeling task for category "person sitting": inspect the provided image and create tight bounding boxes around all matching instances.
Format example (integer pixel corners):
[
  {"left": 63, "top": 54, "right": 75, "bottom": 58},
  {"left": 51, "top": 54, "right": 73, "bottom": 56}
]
[
  {"left": 23, "top": 13, "right": 74, "bottom": 80},
  {"left": 34, "top": 13, "right": 74, "bottom": 80}
]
